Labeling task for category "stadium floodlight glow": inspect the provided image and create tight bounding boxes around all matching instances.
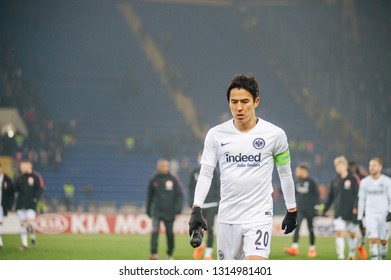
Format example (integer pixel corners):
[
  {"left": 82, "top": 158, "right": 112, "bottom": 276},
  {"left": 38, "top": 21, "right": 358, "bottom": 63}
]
[
  {"left": 7, "top": 129, "right": 15, "bottom": 138},
  {"left": 1, "top": 123, "right": 16, "bottom": 138}
]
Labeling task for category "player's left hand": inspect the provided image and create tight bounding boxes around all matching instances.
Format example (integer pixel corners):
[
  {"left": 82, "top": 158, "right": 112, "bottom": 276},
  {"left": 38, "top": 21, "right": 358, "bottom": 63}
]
[
  {"left": 281, "top": 210, "right": 298, "bottom": 234},
  {"left": 386, "top": 212, "right": 391, "bottom": 222},
  {"left": 188, "top": 206, "right": 207, "bottom": 236}
]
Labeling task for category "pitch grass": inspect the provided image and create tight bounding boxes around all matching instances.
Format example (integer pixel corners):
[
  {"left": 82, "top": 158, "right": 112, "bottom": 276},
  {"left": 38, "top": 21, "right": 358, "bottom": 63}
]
[{"left": 0, "top": 234, "right": 388, "bottom": 260}]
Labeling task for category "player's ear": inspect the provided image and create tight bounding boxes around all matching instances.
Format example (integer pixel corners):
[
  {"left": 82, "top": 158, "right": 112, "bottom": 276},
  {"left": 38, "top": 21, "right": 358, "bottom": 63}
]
[{"left": 254, "top": 97, "right": 260, "bottom": 108}]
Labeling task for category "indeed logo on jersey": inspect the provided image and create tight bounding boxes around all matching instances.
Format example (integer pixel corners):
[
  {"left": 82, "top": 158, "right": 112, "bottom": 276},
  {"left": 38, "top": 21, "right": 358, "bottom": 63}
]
[{"left": 225, "top": 152, "right": 261, "bottom": 168}]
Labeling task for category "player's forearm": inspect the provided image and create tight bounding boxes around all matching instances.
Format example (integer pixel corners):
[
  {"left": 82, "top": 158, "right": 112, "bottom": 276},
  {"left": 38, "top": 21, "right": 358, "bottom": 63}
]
[
  {"left": 193, "top": 164, "right": 214, "bottom": 208},
  {"left": 277, "top": 164, "right": 296, "bottom": 210}
]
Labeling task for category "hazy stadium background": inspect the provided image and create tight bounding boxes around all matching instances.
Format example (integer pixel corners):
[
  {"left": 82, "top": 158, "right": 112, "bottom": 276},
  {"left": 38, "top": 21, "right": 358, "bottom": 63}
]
[{"left": 0, "top": 0, "right": 390, "bottom": 259}]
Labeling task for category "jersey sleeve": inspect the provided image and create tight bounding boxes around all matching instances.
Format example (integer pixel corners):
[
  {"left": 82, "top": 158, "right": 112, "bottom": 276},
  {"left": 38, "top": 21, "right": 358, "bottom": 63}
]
[
  {"left": 323, "top": 180, "right": 335, "bottom": 214},
  {"left": 352, "top": 174, "right": 360, "bottom": 210},
  {"left": 277, "top": 164, "right": 296, "bottom": 209},
  {"left": 200, "top": 129, "right": 218, "bottom": 168},
  {"left": 272, "top": 129, "right": 290, "bottom": 161},
  {"left": 357, "top": 179, "right": 367, "bottom": 220},
  {"left": 273, "top": 128, "right": 296, "bottom": 209},
  {"left": 193, "top": 164, "right": 215, "bottom": 207}
]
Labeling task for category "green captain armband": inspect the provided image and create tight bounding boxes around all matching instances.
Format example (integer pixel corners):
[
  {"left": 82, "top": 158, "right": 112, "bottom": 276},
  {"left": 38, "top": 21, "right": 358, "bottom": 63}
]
[{"left": 274, "top": 150, "right": 291, "bottom": 166}]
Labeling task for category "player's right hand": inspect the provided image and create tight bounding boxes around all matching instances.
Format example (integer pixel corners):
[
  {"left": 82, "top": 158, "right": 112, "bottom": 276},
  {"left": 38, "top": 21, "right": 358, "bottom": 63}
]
[
  {"left": 188, "top": 206, "right": 207, "bottom": 236},
  {"left": 386, "top": 212, "right": 391, "bottom": 222}
]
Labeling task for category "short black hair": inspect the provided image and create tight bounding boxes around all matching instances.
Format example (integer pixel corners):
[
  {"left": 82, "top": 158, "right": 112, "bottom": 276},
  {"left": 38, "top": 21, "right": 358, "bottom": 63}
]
[{"left": 226, "top": 74, "right": 260, "bottom": 102}]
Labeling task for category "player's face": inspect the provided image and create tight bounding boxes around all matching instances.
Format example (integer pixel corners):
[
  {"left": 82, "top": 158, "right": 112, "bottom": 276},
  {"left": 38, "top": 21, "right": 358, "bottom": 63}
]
[
  {"left": 20, "top": 162, "right": 32, "bottom": 174},
  {"left": 157, "top": 160, "right": 169, "bottom": 174},
  {"left": 229, "top": 88, "right": 260, "bottom": 124},
  {"left": 295, "top": 167, "right": 302, "bottom": 178},
  {"left": 334, "top": 162, "right": 347, "bottom": 176},
  {"left": 295, "top": 167, "right": 307, "bottom": 179},
  {"left": 369, "top": 160, "right": 382, "bottom": 177}
]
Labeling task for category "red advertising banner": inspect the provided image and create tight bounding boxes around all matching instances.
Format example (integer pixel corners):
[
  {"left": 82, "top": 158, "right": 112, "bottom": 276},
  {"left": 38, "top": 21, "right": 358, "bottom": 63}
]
[
  {"left": 35, "top": 213, "right": 190, "bottom": 235},
  {"left": 27, "top": 213, "right": 338, "bottom": 236},
  {"left": 4, "top": 212, "right": 391, "bottom": 237}
]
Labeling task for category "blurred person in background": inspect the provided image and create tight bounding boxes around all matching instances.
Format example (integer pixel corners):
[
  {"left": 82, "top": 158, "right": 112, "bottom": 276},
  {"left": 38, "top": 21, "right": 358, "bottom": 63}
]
[
  {"left": 188, "top": 153, "right": 220, "bottom": 260},
  {"left": 63, "top": 181, "right": 75, "bottom": 212},
  {"left": 357, "top": 157, "right": 391, "bottom": 260},
  {"left": 33, "top": 168, "right": 46, "bottom": 214},
  {"left": 284, "top": 162, "right": 320, "bottom": 258},
  {"left": 349, "top": 160, "right": 368, "bottom": 259},
  {"left": 322, "top": 156, "right": 360, "bottom": 260},
  {"left": 146, "top": 158, "right": 184, "bottom": 260},
  {"left": 14, "top": 160, "right": 42, "bottom": 250},
  {"left": 0, "top": 163, "right": 14, "bottom": 249}
]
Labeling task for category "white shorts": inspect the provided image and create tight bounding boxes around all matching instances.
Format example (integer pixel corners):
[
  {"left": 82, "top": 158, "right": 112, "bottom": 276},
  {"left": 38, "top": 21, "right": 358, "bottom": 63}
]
[
  {"left": 217, "top": 217, "right": 273, "bottom": 260},
  {"left": 0, "top": 207, "right": 3, "bottom": 223},
  {"left": 365, "top": 213, "right": 389, "bottom": 240},
  {"left": 333, "top": 217, "right": 358, "bottom": 233},
  {"left": 17, "top": 209, "right": 36, "bottom": 222}
]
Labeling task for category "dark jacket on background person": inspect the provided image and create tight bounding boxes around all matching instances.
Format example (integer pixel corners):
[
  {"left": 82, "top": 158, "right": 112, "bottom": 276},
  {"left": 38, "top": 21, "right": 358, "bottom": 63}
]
[
  {"left": 14, "top": 172, "right": 41, "bottom": 210},
  {"left": 146, "top": 172, "right": 184, "bottom": 221},
  {"left": 295, "top": 176, "right": 319, "bottom": 214},
  {"left": 1, "top": 173, "right": 14, "bottom": 215},
  {"left": 324, "top": 171, "right": 359, "bottom": 221}
]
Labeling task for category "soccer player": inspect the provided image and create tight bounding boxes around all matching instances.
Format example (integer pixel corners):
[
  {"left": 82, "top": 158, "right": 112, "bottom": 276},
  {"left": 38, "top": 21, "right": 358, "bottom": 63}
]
[
  {"left": 349, "top": 160, "right": 368, "bottom": 260},
  {"left": 357, "top": 157, "right": 391, "bottom": 260},
  {"left": 14, "top": 160, "right": 42, "bottom": 250},
  {"left": 34, "top": 168, "right": 46, "bottom": 214},
  {"left": 188, "top": 74, "right": 297, "bottom": 260},
  {"left": 146, "top": 158, "right": 184, "bottom": 260},
  {"left": 188, "top": 153, "right": 220, "bottom": 260},
  {"left": 0, "top": 163, "right": 14, "bottom": 249},
  {"left": 322, "top": 156, "right": 360, "bottom": 260},
  {"left": 283, "top": 162, "right": 319, "bottom": 257}
]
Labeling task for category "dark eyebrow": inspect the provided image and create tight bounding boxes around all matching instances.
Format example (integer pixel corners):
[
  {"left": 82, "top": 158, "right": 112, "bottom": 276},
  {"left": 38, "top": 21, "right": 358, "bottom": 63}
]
[{"left": 230, "top": 98, "right": 251, "bottom": 102}]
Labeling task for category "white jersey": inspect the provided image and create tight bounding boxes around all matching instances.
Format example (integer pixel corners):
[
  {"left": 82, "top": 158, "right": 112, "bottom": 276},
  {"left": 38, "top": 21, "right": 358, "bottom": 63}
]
[
  {"left": 357, "top": 174, "right": 391, "bottom": 220},
  {"left": 200, "top": 118, "right": 293, "bottom": 224}
]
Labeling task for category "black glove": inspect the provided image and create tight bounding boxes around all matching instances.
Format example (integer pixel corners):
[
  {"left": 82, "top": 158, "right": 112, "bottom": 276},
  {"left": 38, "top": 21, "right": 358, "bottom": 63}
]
[
  {"left": 386, "top": 212, "right": 391, "bottom": 222},
  {"left": 281, "top": 210, "right": 298, "bottom": 234},
  {"left": 188, "top": 206, "right": 207, "bottom": 236}
]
